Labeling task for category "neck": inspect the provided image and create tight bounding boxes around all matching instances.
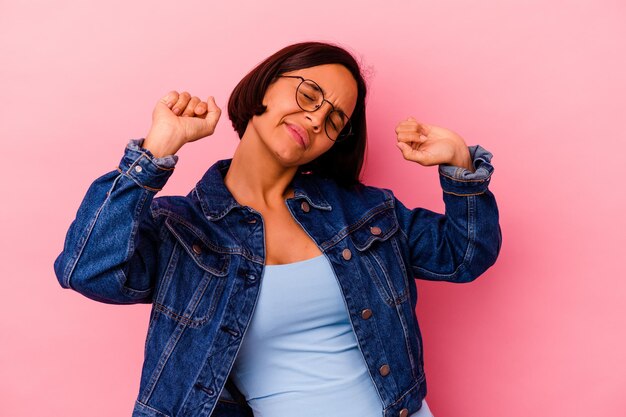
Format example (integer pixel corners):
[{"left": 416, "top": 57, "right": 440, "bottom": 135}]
[{"left": 224, "top": 133, "right": 298, "bottom": 210}]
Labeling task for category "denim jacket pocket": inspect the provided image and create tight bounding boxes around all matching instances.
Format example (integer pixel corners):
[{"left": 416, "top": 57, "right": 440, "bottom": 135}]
[
  {"left": 349, "top": 205, "right": 398, "bottom": 251},
  {"left": 151, "top": 217, "right": 231, "bottom": 328},
  {"left": 349, "top": 207, "right": 409, "bottom": 307}
]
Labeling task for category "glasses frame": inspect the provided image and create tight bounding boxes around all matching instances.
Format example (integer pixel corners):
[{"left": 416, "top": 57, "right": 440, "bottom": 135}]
[{"left": 277, "top": 74, "right": 353, "bottom": 142}]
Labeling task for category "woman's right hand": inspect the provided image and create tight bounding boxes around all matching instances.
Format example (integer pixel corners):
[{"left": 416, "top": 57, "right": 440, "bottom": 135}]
[{"left": 143, "top": 91, "right": 222, "bottom": 158}]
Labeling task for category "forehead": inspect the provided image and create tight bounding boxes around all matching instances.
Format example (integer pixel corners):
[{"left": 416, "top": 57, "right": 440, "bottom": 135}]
[{"left": 282, "top": 64, "right": 358, "bottom": 116}]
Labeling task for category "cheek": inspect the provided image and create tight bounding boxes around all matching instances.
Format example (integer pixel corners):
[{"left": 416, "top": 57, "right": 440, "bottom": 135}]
[
  {"left": 259, "top": 99, "right": 296, "bottom": 127},
  {"left": 310, "top": 138, "right": 335, "bottom": 158},
  {"left": 250, "top": 103, "right": 280, "bottom": 131}
]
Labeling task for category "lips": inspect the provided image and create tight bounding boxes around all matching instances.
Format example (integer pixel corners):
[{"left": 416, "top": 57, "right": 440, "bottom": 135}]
[{"left": 285, "top": 123, "right": 309, "bottom": 148}]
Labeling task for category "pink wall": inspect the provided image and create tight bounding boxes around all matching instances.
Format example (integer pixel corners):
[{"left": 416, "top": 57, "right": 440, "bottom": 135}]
[{"left": 2, "top": 1, "right": 624, "bottom": 416}]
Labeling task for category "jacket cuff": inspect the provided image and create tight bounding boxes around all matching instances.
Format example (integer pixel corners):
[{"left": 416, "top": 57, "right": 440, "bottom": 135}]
[
  {"left": 116, "top": 138, "right": 179, "bottom": 192},
  {"left": 438, "top": 145, "right": 494, "bottom": 196}
]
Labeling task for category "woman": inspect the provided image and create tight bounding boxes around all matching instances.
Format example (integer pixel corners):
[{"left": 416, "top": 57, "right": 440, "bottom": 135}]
[{"left": 54, "top": 41, "right": 501, "bottom": 417}]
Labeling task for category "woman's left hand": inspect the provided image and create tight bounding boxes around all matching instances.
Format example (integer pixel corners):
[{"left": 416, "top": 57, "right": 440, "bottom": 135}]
[{"left": 395, "top": 117, "right": 474, "bottom": 172}]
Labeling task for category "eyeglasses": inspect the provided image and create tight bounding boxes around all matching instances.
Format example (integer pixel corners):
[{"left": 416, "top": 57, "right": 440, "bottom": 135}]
[{"left": 277, "top": 75, "right": 353, "bottom": 142}]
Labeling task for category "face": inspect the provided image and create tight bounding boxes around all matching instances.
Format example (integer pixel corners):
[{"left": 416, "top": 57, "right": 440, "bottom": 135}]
[{"left": 246, "top": 63, "right": 358, "bottom": 167}]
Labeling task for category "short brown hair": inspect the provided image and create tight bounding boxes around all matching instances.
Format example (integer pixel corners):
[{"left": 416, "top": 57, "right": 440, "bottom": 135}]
[{"left": 228, "top": 41, "right": 368, "bottom": 188}]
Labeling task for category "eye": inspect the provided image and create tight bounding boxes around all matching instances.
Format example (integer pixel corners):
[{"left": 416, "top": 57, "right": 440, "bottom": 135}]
[
  {"left": 298, "top": 81, "right": 322, "bottom": 103},
  {"left": 328, "top": 111, "right": 345, "bottom": 132},
  {"left": 299, "top": 91, "right": 315, "bottom": 102}
]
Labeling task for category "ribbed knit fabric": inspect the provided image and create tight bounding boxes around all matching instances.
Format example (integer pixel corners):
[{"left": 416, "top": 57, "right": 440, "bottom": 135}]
[{"left": 230, "top": 254, "right": 433, "bottom": 417}]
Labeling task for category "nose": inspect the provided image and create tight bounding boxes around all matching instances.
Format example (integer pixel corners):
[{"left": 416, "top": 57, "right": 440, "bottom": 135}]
[
  {"left": 305, "top": 113, "right": 323, "bottom": 132},
  {"left": 305, "top": 101, "right": 332, "bottom": 132}
]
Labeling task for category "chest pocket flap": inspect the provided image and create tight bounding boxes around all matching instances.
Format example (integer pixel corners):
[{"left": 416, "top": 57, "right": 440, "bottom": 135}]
[
  {"left": 350, "top": 207, "right": 399, "bottom": 251},
  {"left": 165, "top": 217, "right": 230, "bottom": 277}
]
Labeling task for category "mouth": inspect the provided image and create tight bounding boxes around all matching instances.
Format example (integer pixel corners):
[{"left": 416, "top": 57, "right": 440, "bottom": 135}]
[{"left": 285, "top": 123, "right": 309, "bottom": 149}]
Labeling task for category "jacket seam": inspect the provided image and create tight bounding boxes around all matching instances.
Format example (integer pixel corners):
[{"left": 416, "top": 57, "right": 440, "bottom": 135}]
[
  {"left": 63, "top": 174, "right": 122, "bottom": 289},
  {"left": 161, "top": 214, "right": 238, "bottom": 255},
  {"left": 442, "top": 189, "right": 485, "bottom": 197},
  {"left": 413, "top": 195, "right": 476, "bottom": 279},
  {"left": 321, "top": 201, "right": 394, "bottom": 250},
  {"left": 439, "top": 170, "right": 491, "bottom": 183},
  {"left": 135, "top": 399, "right": 171, "bottom": 417},
  {"left": 387, "top": 376, "right": 426, "bottom": 409},
  {"left": 116, "top": 166, "right": 163, "bottom": 192},
  {"left": 129, "top": 150, "right": 176, "bottom": 171},
  {"left": 113, "top": 183, "right": 155, "bottom": 298}
]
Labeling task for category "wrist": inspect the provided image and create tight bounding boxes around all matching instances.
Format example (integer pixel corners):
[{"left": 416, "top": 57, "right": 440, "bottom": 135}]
[
  {"left": 449, "top": 145, "right": 474, "bottom": 172},
  {"left": 142, "top": 134, "right": 182, "bottom": 158}
]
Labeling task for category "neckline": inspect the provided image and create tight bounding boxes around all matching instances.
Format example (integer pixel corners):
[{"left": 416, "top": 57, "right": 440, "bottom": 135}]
[{"left": 264, "top": 254, "right": 325, "bottom": 269}]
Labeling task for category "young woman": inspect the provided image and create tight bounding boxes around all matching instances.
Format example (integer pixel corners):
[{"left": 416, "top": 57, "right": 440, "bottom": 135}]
[{"left": 55, "top": 41, "right": 501, "bottom": 417}]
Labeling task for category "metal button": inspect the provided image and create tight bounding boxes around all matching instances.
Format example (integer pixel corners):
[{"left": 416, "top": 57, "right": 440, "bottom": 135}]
[
  {"left": 246, "top": 274, "right": 257, "bottom": 282},
  {"left": 220, "top": 325, "right": 240, "bottom": 338},
  {"left": 370, "top": 226, "right": 382, "bottom": 235},
  {"left": 301, "top": 201, "right": 310, "bottom": 213},
  {"left": 399, "top": 408, "right": 409, "bottom": 417},
  {"left": 342, "top": 248, "right": 352, "bottom": 260},
  {"left": 361, "top": 309, "right": 373, "bottom": 320},
  {"left": 379, "top": 364, "right": 390, "bottom": 376},
  {"left": 192, "top": 244, "right": 202, "bottom": 255},
  {"left": 247, "top": 218, "right": 257, "bottom": 224},
  {"left": 134, "top": 165, "right": 143, "bottom": 173},
  {"left": 195, "top": 383, "right": 214, "bottom": 396}
]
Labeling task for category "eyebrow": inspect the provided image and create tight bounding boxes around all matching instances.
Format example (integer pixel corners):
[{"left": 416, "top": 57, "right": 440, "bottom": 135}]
[{"left": 313, "top": 81, "right": 348, "bottom": 117}]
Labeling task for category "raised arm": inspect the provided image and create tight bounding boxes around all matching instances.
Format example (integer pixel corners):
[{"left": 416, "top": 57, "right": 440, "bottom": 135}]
[
  {"left": 54, "top": 91, "right": 221, "bottom": 303},
  {"left": 53, "top": 140, "right": 178, "bottom": 303},
  {"left": 393, "top": 118, "right": 502, "bottom": 282}
]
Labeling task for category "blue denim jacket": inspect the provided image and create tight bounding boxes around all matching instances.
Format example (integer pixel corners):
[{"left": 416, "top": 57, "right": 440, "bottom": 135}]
[{"left": 54, "top": 138, "right": 501, "bottom": 417}]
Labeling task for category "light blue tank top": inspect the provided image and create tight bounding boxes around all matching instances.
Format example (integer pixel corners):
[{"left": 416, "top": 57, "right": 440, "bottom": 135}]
[{"left": 230, "top": 254, "right": 433, "bottom": 417}]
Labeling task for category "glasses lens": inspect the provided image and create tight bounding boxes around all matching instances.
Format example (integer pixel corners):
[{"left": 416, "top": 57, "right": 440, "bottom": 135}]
[
  {"left": 296, "top": 80, "right": 323, "bottom": 111},
  {"left": 294, "top": 78, "right": 352, "bottom": 142},
  {"left": 325, "top": 110, "right": 352, "bottom": 141}
]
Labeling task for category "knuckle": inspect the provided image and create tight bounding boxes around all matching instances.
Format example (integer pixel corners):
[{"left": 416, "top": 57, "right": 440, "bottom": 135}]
[{"left": 167, "top": 92, "right": 179, "bottom": 103}]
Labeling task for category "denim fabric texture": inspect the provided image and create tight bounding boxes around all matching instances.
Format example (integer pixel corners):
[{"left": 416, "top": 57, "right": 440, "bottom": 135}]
[{"left": 54, "top": 138, "right": 502, "bottom": 417}]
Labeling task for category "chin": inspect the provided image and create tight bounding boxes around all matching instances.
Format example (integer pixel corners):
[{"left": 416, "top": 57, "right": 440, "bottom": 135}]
[{"left": 272, "top": 149, "right": 306, "bottom": 167}]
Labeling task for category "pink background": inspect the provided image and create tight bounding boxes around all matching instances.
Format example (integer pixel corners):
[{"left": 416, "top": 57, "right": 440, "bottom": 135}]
[{"left": 1, "top": 1, "right": 625, "bottom": 416}]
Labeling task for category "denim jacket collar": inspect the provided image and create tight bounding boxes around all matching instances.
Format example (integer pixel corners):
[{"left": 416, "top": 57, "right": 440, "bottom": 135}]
[{"left": 194, "top": 158, "right": 332, "bottom": 221}]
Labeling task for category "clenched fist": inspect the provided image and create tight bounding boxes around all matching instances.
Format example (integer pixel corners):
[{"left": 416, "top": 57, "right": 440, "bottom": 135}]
[
  {"left": 143, "top": 91, "right": 222, "bottom": 158},
  {"left": 395, "top": 117, "right": 474, "bottom": 172}
]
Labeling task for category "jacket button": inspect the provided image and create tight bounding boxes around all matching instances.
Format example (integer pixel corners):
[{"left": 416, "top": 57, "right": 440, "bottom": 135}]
[
  {"left": 134, "top": 165, "right": 143, "bottom": 173},
  {"left": 361, "top": 309, "right": 373, "bottom": 319},
  {"left": 301, "top": 201, "right": 310, "bottom": 213},
  {"left": 370, "top": 226, "right": 382, "bottom": 235},
  {"left": 194, "top": 383, "right": 214, "bottom": 396},
  {"left": 342, "top": 248, "right": 352, "bottom": 260},
  {"left": 379, "top": 364, "right": 390, "bottom": 376},
  {"left": 399, "top": 408, "right": 409, "bottom": 417},
  {"left": 247, "top": 218, "right": 257, "bottom": 224},
  {"left": 192, "top": 244, "right": 202, "bottom": 255}
]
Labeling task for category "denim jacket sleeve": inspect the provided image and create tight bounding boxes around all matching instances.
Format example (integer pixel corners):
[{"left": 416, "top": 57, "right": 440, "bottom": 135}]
[
  {"left": 53, "top": 138, "right": 178, "bottom": 304},
  {"left": 393, "top": 145, "right": 502, "bottom": 283}
]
